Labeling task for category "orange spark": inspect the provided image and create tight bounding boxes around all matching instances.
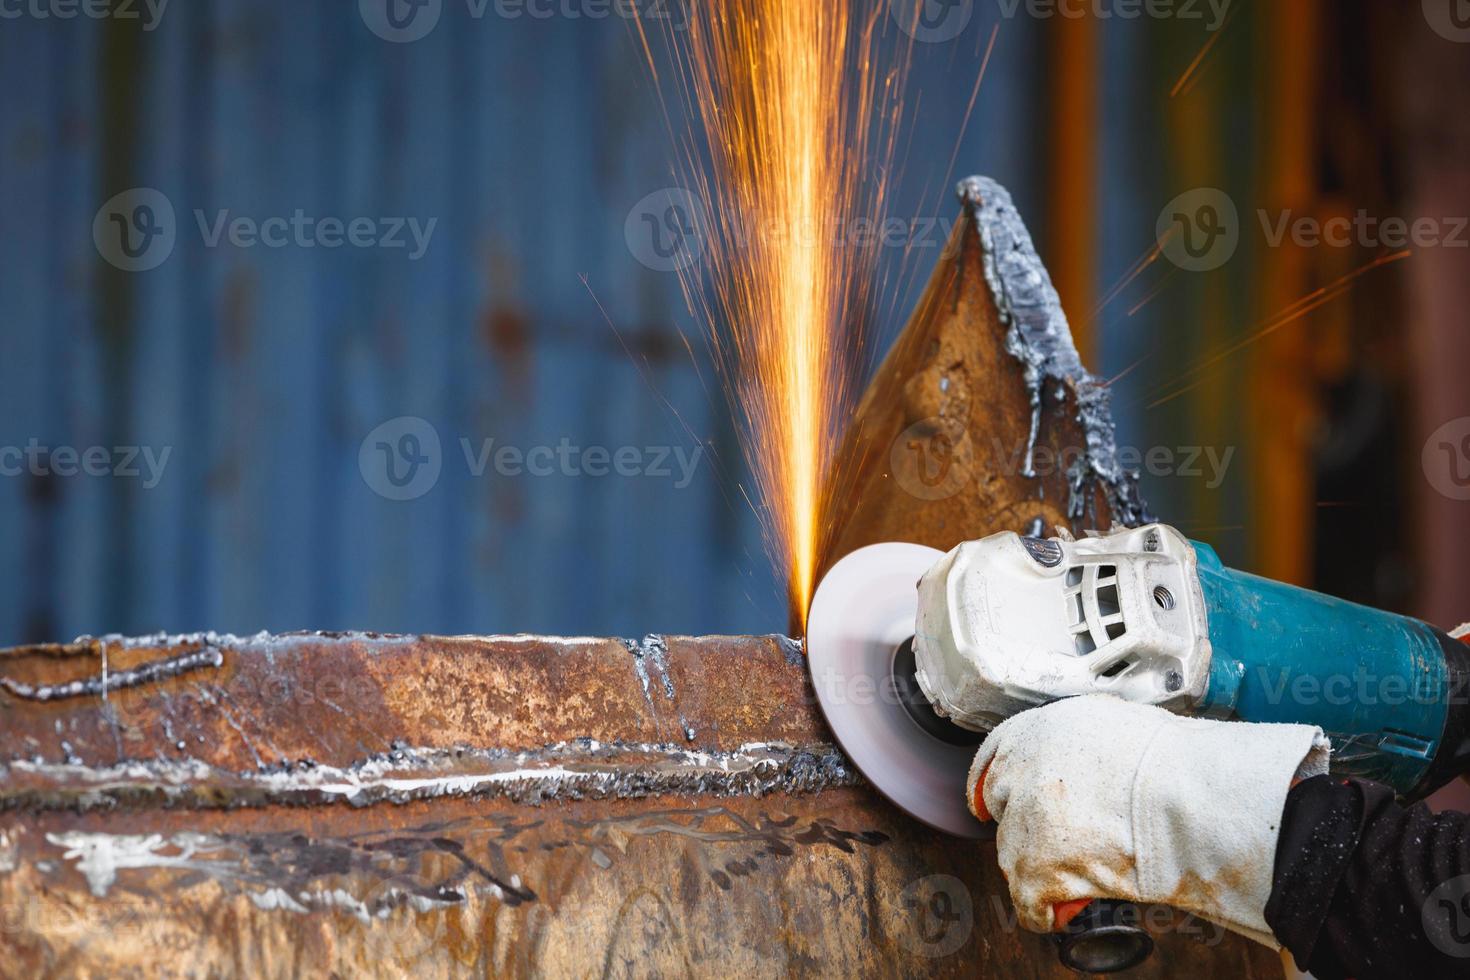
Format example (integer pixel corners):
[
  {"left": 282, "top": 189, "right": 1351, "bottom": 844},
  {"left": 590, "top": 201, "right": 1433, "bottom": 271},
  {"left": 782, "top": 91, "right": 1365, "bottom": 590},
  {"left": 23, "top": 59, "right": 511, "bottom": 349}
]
[
  {"left": 1125, "top": 266, "right": 1179, "bottom": 318},
  {"left": 1146, "top": 250, "right": 1411, "bottom": 410},
  {"left": 640, "top": 3, "right": 911, "bottom": 623},
  {"left": 1169, "top": 5, "right": 1236, "bottom": 99},
  {"left": 1089, "top": 229, "right": 1172, "bottom": 321}
]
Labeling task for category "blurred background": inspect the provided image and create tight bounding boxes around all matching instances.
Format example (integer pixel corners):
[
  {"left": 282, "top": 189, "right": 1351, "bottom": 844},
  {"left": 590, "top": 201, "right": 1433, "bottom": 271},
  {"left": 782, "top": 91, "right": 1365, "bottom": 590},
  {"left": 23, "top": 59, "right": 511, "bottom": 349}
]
[{"left": 0, "top": 0, "right": 1466, "bottom": 643}]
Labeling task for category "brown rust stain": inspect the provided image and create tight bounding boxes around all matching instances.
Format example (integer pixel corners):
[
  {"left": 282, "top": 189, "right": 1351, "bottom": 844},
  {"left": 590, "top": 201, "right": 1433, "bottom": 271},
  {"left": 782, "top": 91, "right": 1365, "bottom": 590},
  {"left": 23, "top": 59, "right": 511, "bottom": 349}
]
[
  {"left": 484, "top": 305, "right": 531, "bottom": 363},
  {"left": 1161, "top": 864, "right": 1254, "bottom": 918}
]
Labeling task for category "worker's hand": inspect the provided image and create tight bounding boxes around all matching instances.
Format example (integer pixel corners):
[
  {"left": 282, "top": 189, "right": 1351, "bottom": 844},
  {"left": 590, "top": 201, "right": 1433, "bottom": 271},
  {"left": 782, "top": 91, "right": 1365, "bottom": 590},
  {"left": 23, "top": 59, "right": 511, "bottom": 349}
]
[{"left": 968, "top": 694, "right": 1329, "bottom": 948}]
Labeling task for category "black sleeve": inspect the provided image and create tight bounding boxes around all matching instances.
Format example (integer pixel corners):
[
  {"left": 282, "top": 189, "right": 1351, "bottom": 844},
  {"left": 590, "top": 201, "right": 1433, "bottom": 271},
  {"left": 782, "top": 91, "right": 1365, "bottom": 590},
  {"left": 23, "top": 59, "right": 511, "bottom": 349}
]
[{"left": 1265, "top": 775, "right": 1470, "bottom": 979}]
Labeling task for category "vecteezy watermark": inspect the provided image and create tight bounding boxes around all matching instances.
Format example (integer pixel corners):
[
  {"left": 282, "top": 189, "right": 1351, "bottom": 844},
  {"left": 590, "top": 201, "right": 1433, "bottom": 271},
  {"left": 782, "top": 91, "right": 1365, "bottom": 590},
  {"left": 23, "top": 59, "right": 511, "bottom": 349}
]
[
  {"left": 1258, "top": 210, "right": 1469, "bottom": 250},
  {"left": 93, "top": 188, "right": 437, "bottom": 272},
  {"left": 976, "top": 897, "right": 1227, "bottom": 947},
  {"left": 890, "top": 421, "right": 1236, "bottom": 502},
  {"left": 1157, "top": 187, "right": 1240, "bottom": 272},
  {"left": 1252, "top": 664, "right": 1470, "bottom": 710},
  {"left": 993, "top": 0, "right": 1231, "bottom": 30},
  {"left": 0, "top": 440, "right": 172, "bottom": 489},
  {"left": 487, "top": 0, "right": 687, "bottom": 24},
  {"left": 1424, "top": 417, "right": 1470, "bottom": 502},
  {"left": 1424, "top": 875, "right": 1470, "bottom": 957},
  {"left": 194, "top": 210, "right": 437, "bottom": 260},
  {"left": 0, "top": 893, "right": 156, "bottom": 941},
  {"left": 93, "top": 188, "right": 177, "bottom": 273},
  {"left": 891, "top": 417, "right": 972, "bottom": 502},
  {"left": 1159, "top": 187, "right": 1470, "bottom": 272},
  {"left": 888, "top": 875, "right": 1224, "bottom": 955},
  {"left": 0, "top": 0, "right": 170, "bottom": 30},
  {"left": 359, "top": 0, "right": 443, "bottom": 42},
  {"left": 1423, "top": 0, "right": 1470, "bottom": 43},
  {"left": 894, "top": 876, "right": 974, "bottom": 957},
  {"left": 892, "top": 0, "right": 1231, "bottom": 40},
  {"left": 360, "top": 417, "right": 444, "bottom": 501},
  {"left": 888, "top": 0, "right": 974, "bottom": 43},
  {"left": 625, "top": 187, "right": 708, "bottom": 273},
  {"left": 358, "top": 0, "right": 686, "bottom": 43},
  {"left": 718, "top": 211, "right": 960, "bottom": 253},
  {"left": 1002, "top": 438, "right": 1236, "bottom": 489},
  {"left": 461, "top": 437, "right": 703, "bottom": 487},
  {"left": 626, "top": 187, "right": 960, "bottom": 274},
  {"left": 359, "top": 416, "right": 705, "bottom": 500}
]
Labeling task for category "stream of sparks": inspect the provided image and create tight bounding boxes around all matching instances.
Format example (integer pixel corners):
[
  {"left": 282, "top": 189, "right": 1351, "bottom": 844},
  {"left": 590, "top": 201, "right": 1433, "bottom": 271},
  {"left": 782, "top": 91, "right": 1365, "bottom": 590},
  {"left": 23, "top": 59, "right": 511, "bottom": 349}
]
[{"left": 637, "top": 3, "right": 909, "bottom": 623}]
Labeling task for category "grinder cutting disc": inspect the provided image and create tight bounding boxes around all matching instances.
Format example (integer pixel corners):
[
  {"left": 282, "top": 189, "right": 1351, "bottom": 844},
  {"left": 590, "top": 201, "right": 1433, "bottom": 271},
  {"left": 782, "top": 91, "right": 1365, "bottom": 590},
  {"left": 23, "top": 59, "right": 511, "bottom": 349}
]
[{"left": 807, "top": 543, "right": 989, "bottom": 838}]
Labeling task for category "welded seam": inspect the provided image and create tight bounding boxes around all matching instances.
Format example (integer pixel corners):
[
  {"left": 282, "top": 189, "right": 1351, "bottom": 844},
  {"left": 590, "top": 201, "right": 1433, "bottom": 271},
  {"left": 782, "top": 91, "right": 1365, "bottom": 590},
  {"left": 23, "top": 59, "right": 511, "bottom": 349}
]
[
  {"left": 0, "top": 648, "right": 224, "bottom": 703},
  {"left": 2, "top": 739, "right": 858, "bottom": 812},
  {"left": 960, "top": 175, "right": 1150, "bottom": 529},
  {"left": 623, "top": 634, "right": 698, "bottom": 741}
]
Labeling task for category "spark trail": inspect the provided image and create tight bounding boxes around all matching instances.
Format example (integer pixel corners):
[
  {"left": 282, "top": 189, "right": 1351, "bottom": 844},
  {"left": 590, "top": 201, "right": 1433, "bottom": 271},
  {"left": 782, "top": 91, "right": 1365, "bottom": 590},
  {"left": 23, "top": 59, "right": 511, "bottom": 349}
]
[{"left": 636, "top": 3, "right": 913, "bottom": 623}]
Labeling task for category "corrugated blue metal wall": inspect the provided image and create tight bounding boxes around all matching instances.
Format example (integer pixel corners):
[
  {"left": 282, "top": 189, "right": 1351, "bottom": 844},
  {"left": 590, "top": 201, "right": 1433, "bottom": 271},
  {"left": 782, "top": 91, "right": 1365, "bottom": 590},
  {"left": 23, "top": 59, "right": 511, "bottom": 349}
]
[{"left": 0, "top": 2, "right": 1055, "bottom": 642}]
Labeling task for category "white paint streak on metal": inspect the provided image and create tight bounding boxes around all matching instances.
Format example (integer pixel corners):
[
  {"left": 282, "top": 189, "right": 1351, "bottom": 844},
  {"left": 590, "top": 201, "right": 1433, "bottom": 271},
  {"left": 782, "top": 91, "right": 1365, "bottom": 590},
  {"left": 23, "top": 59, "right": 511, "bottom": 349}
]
[{"left": 44, "top": 831, "right": 239, "bottom": 898}]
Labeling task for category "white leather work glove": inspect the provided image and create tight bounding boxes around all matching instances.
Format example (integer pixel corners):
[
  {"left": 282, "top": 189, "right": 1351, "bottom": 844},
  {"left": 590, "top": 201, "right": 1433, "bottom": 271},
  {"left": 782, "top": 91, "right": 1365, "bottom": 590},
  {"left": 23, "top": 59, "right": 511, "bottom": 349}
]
[{"left": 967, "top": 693, "right": 1330, "bottom": 948}]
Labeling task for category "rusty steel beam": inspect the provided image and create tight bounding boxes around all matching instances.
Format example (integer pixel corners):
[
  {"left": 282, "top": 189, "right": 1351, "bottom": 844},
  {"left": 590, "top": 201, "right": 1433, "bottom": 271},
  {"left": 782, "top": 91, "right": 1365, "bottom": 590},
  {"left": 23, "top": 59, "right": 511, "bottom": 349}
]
[{"left": 0, "top": 631, "right": 1281, "bottom": 978}]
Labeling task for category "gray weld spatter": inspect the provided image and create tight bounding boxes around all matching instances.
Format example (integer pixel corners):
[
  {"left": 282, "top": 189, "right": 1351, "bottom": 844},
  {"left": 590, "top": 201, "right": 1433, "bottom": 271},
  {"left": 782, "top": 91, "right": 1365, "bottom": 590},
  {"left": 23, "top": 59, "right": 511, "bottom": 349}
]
[
  {"left": 959, "top": 176, "right": 1150, "bottom": 529},
  {"left": 4, "top": 739, "right": 858, "bottom": 811},
  {"left": 622, "top": 634, "right": 696, "bottom": 742}
]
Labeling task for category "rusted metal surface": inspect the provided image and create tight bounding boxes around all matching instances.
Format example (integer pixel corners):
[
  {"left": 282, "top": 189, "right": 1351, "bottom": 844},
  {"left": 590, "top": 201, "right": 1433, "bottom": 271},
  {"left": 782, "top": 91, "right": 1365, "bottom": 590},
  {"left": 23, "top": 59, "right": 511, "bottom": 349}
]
[
  {"left": 0, "top": 632, "right": 1281, "bottom": 978},
  {"left": 820, "top": 179, "right": 1147, "bottom": 577},
  {"left": 0, "top": 177, "right": 1280, "bottom": 978},
  {"left": 0, "top": 632, "right": 830, "bottom": 802},
  {"left": 0, "top": 177, "right": 1281, "bottom": 977}
]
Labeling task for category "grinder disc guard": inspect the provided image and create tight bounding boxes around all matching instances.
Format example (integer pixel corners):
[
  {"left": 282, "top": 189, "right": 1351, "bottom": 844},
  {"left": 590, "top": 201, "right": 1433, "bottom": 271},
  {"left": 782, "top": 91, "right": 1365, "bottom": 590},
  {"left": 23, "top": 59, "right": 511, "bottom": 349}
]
[{"left": 807, "top": 543, "right": 989, "bottom": 838}]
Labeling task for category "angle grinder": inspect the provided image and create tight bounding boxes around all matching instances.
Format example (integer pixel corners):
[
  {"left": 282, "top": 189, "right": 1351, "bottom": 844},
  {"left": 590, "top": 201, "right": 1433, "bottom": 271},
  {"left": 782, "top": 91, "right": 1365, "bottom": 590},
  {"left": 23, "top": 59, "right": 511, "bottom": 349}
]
[{"left": 807, "top": 522, "right": 1470, "bottom": 973}]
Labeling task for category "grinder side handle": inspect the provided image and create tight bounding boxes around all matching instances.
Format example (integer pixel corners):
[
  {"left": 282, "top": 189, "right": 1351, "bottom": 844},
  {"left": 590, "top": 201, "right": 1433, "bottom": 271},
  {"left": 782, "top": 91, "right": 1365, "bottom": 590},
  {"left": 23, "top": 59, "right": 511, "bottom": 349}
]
[
  {"left": 1057, "top": 900, "right": 1154, "bottom": 974},
  {"left": 972, "top": 765, "right": 1154, "bottom": 973}
]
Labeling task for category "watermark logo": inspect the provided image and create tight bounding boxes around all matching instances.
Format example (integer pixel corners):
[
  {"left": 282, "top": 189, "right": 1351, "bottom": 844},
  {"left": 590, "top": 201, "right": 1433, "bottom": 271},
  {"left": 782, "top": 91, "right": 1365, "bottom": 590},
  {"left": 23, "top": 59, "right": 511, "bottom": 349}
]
[
  {"left": 359, "top": 0, "right": 443, "bottom": 42},
  {"left": 1424, "top": 0, "right": 1470, "bottom": 43},
  {"left": 460, "top": 437, "right": 703, "bottom": 487},
  {"left": 891, "top": 418, "right": 971, "bottom": 501},
  {"left": 492, "top": 0, "right": 688, "bottom": 27},
  {"left": 1157, "top": 187, "right": 1239, "bottom": 272},
  {"left": 1024, "top": 439, "right": 1234, "bottom": 490},
  {"left": 359, "top": 419, "right": 705, "bottom": 499},
  {"left": 193, "top": 210, "right": 436, "bottom": 259},
  {"left": 360, "top": 0, "right": 688, "bottom": 41},
  {"left": 891, "top": 423, "right": 1236, "bottom": 500},
  {"left": 625, "top": 187, "right": 706, "bottom": 273},
  {"left": 93, "top": 188, "right": 176, "bottom": 272},
  {"left": 889, "top": 0, "right": 974, "bottom": 43},
  {"left": 1424, "top": 416, "right": 1470, "bottom": 501},
  {"left": 360, "top": 416, "right": 443, "bottom": 501},
  {"left": 0, "top": 0, "right": 171, "bottom": 30},
  {"left": 95, "top": 188, "right": 437, "bottom": 272},
  {"left": 992, "top": 0, "right": 1231, "bottom": 31},
  {"left": 895, "top": 875, "right": 974, "bottom": 957},
  {"left": 1253, "top": 664, "right": 1462, "bottom": 710},
  {"left": 1258, "top": 210, "right": 1468, "bottom": 250},
  {"left": 1424, "top": 875, "right": 1470, "bottom": 957},
  {"left": 1160, "top": 187, "right": 1468, "bottom": 272},
  {"left": 0, "top": 440, "right": 171, "bottom": 489}
]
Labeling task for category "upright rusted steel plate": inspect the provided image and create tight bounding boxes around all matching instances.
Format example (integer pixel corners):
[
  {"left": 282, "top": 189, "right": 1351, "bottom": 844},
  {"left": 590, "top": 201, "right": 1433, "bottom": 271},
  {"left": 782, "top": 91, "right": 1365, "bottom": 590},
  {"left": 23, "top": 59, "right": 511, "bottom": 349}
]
[{"left": 819, "top": 178, "right": 1147, "bottom": 578}]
